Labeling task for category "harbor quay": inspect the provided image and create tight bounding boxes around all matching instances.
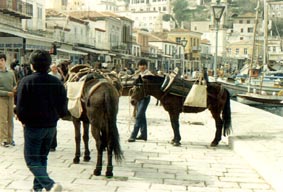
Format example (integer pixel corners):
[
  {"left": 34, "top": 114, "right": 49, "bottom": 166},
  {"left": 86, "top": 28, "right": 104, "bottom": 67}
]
[{"left": 0, "top": 96, "right": 281, "bottom": 192}]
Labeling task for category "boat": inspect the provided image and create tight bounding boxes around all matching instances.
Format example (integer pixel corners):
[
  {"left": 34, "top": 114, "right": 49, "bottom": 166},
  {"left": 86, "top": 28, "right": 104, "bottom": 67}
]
[
  {"left": 218, "top": 0, "right": 283, "bottom": 101},
  {"left": 217, "top": 77, "right": 283, "bottom": 97},
  {"left": 236, "top": 92, "right": 283, "bottom": 106}
]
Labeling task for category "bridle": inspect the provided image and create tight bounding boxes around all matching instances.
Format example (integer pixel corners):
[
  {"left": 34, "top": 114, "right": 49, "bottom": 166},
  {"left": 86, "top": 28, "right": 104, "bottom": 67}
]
[{"left": 129, "top": 78, "right": 148, "bottom": 102}]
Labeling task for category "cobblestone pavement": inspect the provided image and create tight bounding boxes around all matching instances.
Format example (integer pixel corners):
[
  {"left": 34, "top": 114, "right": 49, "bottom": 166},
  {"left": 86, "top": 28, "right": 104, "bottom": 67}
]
[{"left": 0, "top": 96, "right": 277, "bottom": 192}]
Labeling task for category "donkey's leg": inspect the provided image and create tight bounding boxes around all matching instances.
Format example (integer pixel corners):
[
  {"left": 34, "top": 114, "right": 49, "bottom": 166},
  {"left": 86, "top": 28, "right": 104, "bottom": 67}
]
[
  {"left": 105, "top": 143, "right": 113, "bottom": 177},
  {"left": 94, "top": 147, "right": 103, "bottom": 176},
  {"left": 92, "top": 128, "right": 103, "bottom": 176},
  {"left": 210, "top": 111, "right": 223, "bottom": 147},
  {"left": 169, "top": 112, "right": 181, "bottom": 146},
  {"left": 73, "top": 118, "right": 81, "bottom": 164},
  {"left": 82, "top": 121, "right": 91, "bottom": 162}
]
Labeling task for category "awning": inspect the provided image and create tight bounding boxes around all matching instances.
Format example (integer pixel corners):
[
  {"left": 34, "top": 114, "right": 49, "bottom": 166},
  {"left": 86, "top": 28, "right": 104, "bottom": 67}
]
[
  {"left": 0, "top": 27, "right": 54, "bottom": 43},
  {"left": 161, "top": 54, "right": 172, "bottom": 58},
  {"left": 0, "top": 27, "right": 54, "bottom": 50},
  {"left": 57, "top": 48, "right": 87, "bottom": 55},
  {"left": 74, "top": 46, "right": 108, "bottom": 54}
]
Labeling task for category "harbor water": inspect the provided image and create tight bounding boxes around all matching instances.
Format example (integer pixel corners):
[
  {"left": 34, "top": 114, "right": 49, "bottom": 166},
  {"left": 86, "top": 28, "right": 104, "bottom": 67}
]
[
  {"left": 232, "top": 98, "right": 283, "bottom": 117},
  {"left": 256, "top": 105, "right": 283, "bottom": 117}
]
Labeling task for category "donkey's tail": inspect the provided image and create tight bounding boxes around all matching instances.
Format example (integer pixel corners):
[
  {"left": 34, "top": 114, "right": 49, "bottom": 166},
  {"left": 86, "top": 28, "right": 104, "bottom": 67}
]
[
  {"left": 222, "top": 89, "right": 232, "bottom": 136},
  {"left": 105, "top": 85, "right": 124, "bottom": 162}
]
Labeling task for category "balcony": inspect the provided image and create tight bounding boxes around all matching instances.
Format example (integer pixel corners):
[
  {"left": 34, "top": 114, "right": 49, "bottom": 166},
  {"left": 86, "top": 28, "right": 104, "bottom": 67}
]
[
  {"left": 111, "top": 43, "right": 128, "bottom": 53},
  {"left": 0, "top": 0, "right": 32, "bottom": 19},
  {"left": 192, "top": 46, "right": 201, "bottom": 52}
]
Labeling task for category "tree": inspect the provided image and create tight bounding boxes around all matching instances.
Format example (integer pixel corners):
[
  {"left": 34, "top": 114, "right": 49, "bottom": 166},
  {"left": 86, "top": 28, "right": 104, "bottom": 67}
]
[
  {"left": 233, "top": 0, "right": 258, "bottom": 15},
  {"left": 172, "top": 0, "right": 190, "bottom": 27},
  {"left": 271, "top": 17, "right": 283, "bottom": 37}
]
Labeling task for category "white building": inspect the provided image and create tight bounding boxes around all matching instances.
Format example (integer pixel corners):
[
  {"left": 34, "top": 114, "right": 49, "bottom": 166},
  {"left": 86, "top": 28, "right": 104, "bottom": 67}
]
[
  {"left": 269, "top": 1, "right": 283, "bottom": 18},
  {"left": 128, "top": 0, "right": 171, "bottom": 13},
  {"left": 22, "top": 0, "right": 46, "bottom": 31},
  {"left": 84, "top": 0, "right": 118, "bottom": 12},
  {"left": 0, "top": 0, "right": 54, "bottom": 65},
  {"left": 118, "top": 11, "right": 173, "bottom": 32}
]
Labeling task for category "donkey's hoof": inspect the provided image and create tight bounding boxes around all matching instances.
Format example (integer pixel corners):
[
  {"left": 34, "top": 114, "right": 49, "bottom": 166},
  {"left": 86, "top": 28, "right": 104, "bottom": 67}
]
[
  {"left": 170, "top": 140, "right": 181, "bottom": 146},
  {"left": 172, "top": 142, "right": 181, "bottom": 146},
  {"left": 84, "top": 156, "right": 91, "bottom": 162},
  {"left": 210, "top": 141, "right": 219, "bottom": 147},
  {"left": 73, "top": 157, "right": 80, "bottom": 164},
  {"left": 105, "top": 171, "right": 113, "bottom": 178},
  {"left": 94, "top": 169, "right": 101, "bottom": 176}
]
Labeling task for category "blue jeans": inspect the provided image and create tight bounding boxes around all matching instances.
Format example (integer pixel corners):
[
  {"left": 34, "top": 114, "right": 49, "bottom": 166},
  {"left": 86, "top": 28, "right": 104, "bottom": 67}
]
[
  {"left": 130, "top": 96, "right": 150, "bottom": 139},
  {"left": 24, "top": 126, "right": 56, "bottom": 191}
]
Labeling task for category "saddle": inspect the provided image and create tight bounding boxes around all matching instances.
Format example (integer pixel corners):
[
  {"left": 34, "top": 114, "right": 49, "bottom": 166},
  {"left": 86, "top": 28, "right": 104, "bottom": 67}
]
[
  {"left": 66, "top": 65, "right": 110, "bottom": 118},
  {"left": 160, "top": 68, "right": 193, "bottom": 97}
]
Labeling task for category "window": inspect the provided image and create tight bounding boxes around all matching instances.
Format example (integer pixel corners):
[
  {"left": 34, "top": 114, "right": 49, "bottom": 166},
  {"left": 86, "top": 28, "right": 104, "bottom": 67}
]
[
  {"left": 165, "top": 44, "right": 168, "bottom": 54},
  {"left": 247, "top": 20, "right": 250, "bottom": 24},
  {"left": 26, "top": 3, "right": 33, "bottom": 16},
  {"left": 61, "top": 0, "right": 67, "bottom": 6},
  {"left": 227, "top": 48, "right": 231, "bottom": 54},
  {"left": 244, "top": 48, "right": 248, "bottom": 55},
  {"left": 236, "top": 48, "right": 239, "bottom": 55},
  {"left": 248, "top": 27, "right": 253, "bottom": 33},
  {"left": 37, "top": 7, "right": 42, "bottom": 18},
  {"left": 240, "top": 37, "right": 244, "bottom": 40},
  {"left": 239, "top": 20, "right": 243, "bottom": 24},
  {"left": 240, "top": 28, "right": 244, "bottom": 33},
  {"left": 176, "top": 37, "right": 181, "bottom": 44}
]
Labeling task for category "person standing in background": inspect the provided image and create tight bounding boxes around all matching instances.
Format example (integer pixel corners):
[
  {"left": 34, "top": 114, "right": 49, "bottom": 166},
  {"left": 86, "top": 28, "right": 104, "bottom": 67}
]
[
  {"left": 0, "top": 53, "right": 17, "bottom": 147},
  {"left": 48, "top": 63, "right": 63, "bottom": 151},
  {"left": 128, "top": 59, "right": 151, "bottom": 142},
  {"left": 49, "top": 63, "right": 63, "bottom": 81},
  {"left": 16, "top": 50, "right": 68, "bottom": 192}
]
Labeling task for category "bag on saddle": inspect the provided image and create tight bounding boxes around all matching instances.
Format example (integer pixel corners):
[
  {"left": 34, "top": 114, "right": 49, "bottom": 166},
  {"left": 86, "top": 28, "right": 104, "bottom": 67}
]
[
  {"left": 183, "top": 78, "right": 207, "bottom": 108},
  {"left": 66, "top": 81, "right": 85, "bottom": 118}
]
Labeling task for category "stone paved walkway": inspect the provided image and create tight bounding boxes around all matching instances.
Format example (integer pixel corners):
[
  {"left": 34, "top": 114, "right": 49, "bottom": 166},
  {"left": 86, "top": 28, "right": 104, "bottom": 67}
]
[{"left": 0, "top": 96, "right": 278, "bottom": 192}]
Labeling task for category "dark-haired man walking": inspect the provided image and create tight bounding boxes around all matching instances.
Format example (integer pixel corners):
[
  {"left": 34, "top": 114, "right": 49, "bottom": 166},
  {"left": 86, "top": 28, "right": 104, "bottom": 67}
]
[{"left": 16, "top": 50, "right": 68, "bottom": 192}]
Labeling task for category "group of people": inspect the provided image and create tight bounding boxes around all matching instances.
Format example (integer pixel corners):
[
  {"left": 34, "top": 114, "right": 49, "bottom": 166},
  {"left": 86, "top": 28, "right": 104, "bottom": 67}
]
[{"left": 0, "top": 50, "right": 152, "bottom": 191}]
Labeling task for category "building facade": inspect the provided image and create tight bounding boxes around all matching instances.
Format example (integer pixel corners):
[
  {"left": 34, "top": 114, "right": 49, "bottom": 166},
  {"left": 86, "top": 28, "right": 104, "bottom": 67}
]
[{"left": 0, "top": 0, "right": 54, "bottom": 65}]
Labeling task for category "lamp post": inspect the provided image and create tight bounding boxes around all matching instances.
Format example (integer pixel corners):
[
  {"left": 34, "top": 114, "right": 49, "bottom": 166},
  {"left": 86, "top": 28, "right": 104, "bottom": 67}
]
[
  {"left": 180, "top": 38, "right": 188, "bottom": 77},
  {"left": 212, "top": 1, "right": 225, "bottom": 81},
  {"left": 172, "top": 46, "right": 178, "bottom": 72}
]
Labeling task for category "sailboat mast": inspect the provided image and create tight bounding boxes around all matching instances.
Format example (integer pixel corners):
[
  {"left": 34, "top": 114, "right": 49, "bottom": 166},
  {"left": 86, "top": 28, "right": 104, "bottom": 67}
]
[
  {"left": 248, "top": 0, "right": 260, "bottom": 93},
  {"left": 263, "top": 0, "right": 268, "bottom": 68}
]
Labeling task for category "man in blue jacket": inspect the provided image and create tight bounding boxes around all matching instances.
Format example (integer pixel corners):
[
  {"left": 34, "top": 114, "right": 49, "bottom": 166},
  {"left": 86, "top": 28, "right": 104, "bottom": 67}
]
[{"left": 16, "top": 50, "right": 67, "bottom": 192}]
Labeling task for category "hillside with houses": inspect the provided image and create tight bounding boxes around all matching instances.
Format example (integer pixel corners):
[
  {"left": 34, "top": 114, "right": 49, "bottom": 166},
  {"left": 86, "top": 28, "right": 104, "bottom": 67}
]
[{"left": 0, "top": 0, "right": 282, "bottom": 77}]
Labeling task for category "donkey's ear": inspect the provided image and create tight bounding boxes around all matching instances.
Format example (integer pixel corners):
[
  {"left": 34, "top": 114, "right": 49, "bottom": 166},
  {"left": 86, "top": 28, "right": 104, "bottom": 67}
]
[
  {"left": 138, "top": 75, "right": 142, "bottom": 81},
  {"left": 135, "top": 75, "right": 143, "bottom": 86}
]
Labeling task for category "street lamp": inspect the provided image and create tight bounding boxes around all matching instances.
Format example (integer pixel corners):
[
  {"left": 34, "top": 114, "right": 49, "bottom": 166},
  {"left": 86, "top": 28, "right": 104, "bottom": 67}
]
[
  {"left": 180, "top": 38, "right": 188, "bottom": 76},
  {"left": 212, "top": 1, "right": 225, "bottom": 81}
]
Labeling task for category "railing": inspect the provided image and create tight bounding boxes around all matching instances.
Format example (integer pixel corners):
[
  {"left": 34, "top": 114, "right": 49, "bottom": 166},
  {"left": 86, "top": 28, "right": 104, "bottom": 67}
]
[
  {"left": 0, "top": 0, "right": 32, "bottom": 19},
  {"left": 192, "top": 46, "right": 201, "bottom": 51}
]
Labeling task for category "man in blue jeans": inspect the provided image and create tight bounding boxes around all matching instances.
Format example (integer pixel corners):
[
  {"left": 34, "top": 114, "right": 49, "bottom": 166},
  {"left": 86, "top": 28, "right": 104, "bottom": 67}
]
[
  {"left": 16, "top": 50, "right": 67, "bottom": 192},
  {"left": 128, "top": 59, "right": 151, "bottom": 142}
]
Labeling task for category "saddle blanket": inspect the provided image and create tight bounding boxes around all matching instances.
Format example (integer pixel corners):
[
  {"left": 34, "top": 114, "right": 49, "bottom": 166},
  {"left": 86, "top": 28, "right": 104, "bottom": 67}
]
[{"left": 66, "top": 81, "right": 85, "bottom": 118}]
